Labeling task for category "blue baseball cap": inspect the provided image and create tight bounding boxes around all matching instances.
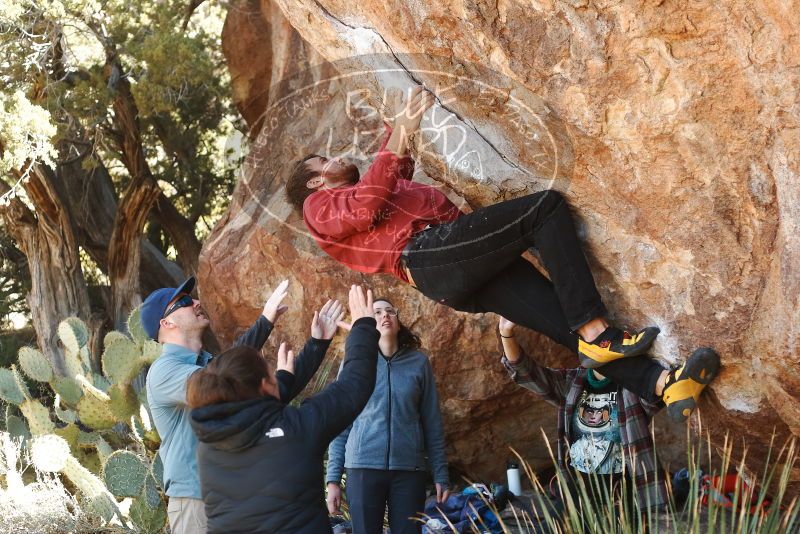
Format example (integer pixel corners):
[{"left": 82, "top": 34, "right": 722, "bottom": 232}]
[{"left": 140, "top": 277, "right": 196, "bottom": 340}]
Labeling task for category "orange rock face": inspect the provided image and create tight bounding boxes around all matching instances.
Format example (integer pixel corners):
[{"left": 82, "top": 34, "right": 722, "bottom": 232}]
[{"left": 200, "top": 0, "right": 800, "bottom": 482}]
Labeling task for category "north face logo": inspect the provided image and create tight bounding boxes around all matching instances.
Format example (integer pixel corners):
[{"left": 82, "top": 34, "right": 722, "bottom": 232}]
[{"left": 266, "top": 428, "right": 284, "bottom": 438}]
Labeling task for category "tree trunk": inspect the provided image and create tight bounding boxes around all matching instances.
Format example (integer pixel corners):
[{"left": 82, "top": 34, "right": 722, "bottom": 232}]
[
  {"left": 104, "top": 59, "right": 164, "bottom": 329},
  {"left": 57, "top": 151, "right": 184, "bottom": 293},
  {"left": 0, "top": 167, "right": 90, "bottom": 373},
  {"left": 153, "top": 192, "right": 202, "bottom": 274}
]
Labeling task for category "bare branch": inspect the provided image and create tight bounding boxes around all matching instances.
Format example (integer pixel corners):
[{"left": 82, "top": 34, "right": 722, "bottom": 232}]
[{"left": 181, "top": 0, "right": 208, "bottom": 31}]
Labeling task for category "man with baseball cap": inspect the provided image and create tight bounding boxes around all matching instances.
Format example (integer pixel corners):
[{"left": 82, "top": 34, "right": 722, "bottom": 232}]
[{"left": 143, "top": 277, "right": 335, "bottom": 534}]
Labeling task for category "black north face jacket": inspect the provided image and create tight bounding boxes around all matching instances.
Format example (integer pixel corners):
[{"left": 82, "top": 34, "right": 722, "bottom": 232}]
[{"left": 189, "top": 318, "right": 379, "bottom": 534}]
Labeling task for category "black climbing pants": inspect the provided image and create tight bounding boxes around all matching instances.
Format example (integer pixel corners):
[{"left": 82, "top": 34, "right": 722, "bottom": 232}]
[
  {"left": 406, "top": 190, "right": 663, "bottom": 402},
  {"left": 346, "top": 468, "right": 427, "bottom": 534}
]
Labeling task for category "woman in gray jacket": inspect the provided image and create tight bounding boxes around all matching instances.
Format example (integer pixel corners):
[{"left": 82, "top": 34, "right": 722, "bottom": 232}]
[{"left": 326, "top": 298, "right": 449, "bottom": 534}]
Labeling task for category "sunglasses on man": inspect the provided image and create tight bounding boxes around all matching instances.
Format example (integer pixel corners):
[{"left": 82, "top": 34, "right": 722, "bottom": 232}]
[{"left": 162, "top": 294, "right": 194, "bottom": 319}]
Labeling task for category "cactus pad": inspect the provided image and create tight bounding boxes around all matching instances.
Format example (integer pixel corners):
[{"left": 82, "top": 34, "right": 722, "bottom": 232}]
[
  {"left": 54, "top": 423, "right": 81, "bottom": 450},
  {"left": 76, "top": 374, "right": 110, "bottom": 401},
  {"left": 21, "top": 399, "right": 55, "bottom": 435},
  {"left": 109, "top": 383, "right": 139, "bottom": 420},
  {"left": 77, "top": 432, "right": 113, "bottom": 468},
  {"left": 77, "top": 394, "right": 116, "bottom": 430},
  {"left": 103, "top": 330, "right": 130, "bottom": 347},
  {"left": 91, "top": 372, "right": 112, "bottom": 392},
  {"left": 54, "top": 395, "right": 78, "bottom": 424},
  {"left": 127, "top": 306, "right": 149, "bottom": 343},
  {"left": 142, "top": 339, "right": 162, "bottom": 363},
  {"left": 102, "top": 337, "right": 142, "bottom": 384},
  {"left": 103, "top": 450, "right": 148, "bottom": 497},
  {"left": 79, "top": 345, "right": 93, "bottom": 373},
  {"left": 131, "top": 415, "right": 146, "bottom": 443},
  {"left": 5, "top": 414, "right": 29, "bottom": 441},
  {"left": 142, "top": 473, "right": 161, "bottom": 509},
  {"left": 129, "top": 493, "right": 168, "bottom": 533},
  {"left": 18, "top": 346, "right": 53, "bottom": 382},
  {"left": 58, "top": 316, "right": 89, "bottom": 355},
  {"left": 52, "top": 376, "right": 84, "bottom": 406},
  {"left": 85, "top": 493, "right": 118, "bottom": 523},
  {"left": 64, "top": 349, "right": 87, "bottom": 381},
  {"left": 151, "top": 453, "right": 164, "bottom": 489},
  {"left": 0, "top": 367, "right": 28, "bottom": 405},
  {"left": 31, "top": 434, "right": 71, "bottom": 472}
]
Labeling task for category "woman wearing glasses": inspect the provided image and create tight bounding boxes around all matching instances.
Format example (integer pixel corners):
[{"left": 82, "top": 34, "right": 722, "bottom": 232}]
[{"left": 326, "top": 298, "right": 450, "bottom": 534}]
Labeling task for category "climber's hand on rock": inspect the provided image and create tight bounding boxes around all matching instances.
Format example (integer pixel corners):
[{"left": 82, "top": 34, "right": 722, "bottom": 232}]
[
  {"left": 385, "top": 86, "right": 434, "bottom": 155},
  {"left": 397, "top": 85, "right": 433, "bottom": 132}
]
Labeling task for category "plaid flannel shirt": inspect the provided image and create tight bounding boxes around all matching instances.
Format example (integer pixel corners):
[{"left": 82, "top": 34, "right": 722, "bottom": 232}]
[{"left": 503, "top": 351, "right": 668, "bottom": 509}]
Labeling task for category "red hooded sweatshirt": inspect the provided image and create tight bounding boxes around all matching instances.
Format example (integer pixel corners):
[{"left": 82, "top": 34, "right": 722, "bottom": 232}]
[{"left": 303, "top": 128, "right": 461, "bottom": 281}]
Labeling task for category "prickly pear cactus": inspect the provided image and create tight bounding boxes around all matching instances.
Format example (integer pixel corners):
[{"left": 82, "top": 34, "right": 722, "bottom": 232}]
[
  {"left": 31, "top": 434, "right": 121, "bottom": 523},
  {"left": 2, "top": 308, "right": 168, "bottom": 531}
]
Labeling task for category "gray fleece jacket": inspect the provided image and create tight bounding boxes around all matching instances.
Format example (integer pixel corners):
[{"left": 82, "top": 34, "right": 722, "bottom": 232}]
[{"left": 326, "top": 348, "right": 449, "bottom": 486}]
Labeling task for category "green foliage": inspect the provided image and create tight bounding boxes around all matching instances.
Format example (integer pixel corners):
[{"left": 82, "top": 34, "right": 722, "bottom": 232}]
[
  {"left": 1, "top": 0, "right": 237, "bottom": 333},
  {"left": 475, "top": 435, "right": 800, "bottom": 534},
  {"left": 0, "top": 235, "right": 30, "bottom": 329},
  {"left": 2, "top": 313, "right": 167, "bottom": 531}
]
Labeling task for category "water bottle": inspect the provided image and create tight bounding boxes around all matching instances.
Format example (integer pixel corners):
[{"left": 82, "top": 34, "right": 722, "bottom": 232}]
[{"left": 506, "top": 460, "right": 522, "bottom": 496}]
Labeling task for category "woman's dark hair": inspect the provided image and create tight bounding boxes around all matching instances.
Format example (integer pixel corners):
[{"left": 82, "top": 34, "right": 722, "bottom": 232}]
[
  {"left": 373, "top": 297, "right": 421, "bottom": 351},
  {"left": 284, "top": 154, "right": 320, "bottom": 212},
  {"left": 187, "top": 346, "right": 269, "bottom": 408}
]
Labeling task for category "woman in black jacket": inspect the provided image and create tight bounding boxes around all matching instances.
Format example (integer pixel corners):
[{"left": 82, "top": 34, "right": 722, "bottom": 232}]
[{"left": 187, "top": 286, "right": 377, "bottom": 534}]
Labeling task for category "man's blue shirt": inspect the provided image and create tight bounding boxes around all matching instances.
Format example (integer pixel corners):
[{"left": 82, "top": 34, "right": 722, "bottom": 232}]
[{"left": 146, "top": 343, "right": 212, "bottom": 498}]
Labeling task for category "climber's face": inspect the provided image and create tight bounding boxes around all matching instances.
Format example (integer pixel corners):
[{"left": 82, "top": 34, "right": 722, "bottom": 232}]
[
  {"left": 305, "top": 156, "right": 360, "bottom": 189},
  {"left": 159, "top": 293, "right": 210, "bottom": 335}
]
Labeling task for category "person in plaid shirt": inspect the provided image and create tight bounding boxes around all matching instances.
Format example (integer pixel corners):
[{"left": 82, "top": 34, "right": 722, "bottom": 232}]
[{"left": 498, "top": 316, "right": 718, "bottom": 512}]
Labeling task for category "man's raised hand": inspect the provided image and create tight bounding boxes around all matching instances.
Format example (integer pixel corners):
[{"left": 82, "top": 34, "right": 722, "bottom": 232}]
[
  {"left": 262, "top": 279, "right": 289, "bottom": 323},
  {"left": 311, "top": 299, "right": 345, "bottom": 340}
]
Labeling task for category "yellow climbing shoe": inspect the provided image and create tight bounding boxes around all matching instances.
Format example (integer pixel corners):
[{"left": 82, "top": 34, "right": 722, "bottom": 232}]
[
  {"left": 577, "top": 326, "right": 660, "bottom": 369},
  {"left": 662, "top": 347, "right": 720, "bottom": 423}
]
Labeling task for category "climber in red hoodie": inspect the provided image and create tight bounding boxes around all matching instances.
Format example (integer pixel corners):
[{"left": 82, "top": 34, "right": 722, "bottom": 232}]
[{"left": 284, "top": 85, "right": 718, "bottom": 422}]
